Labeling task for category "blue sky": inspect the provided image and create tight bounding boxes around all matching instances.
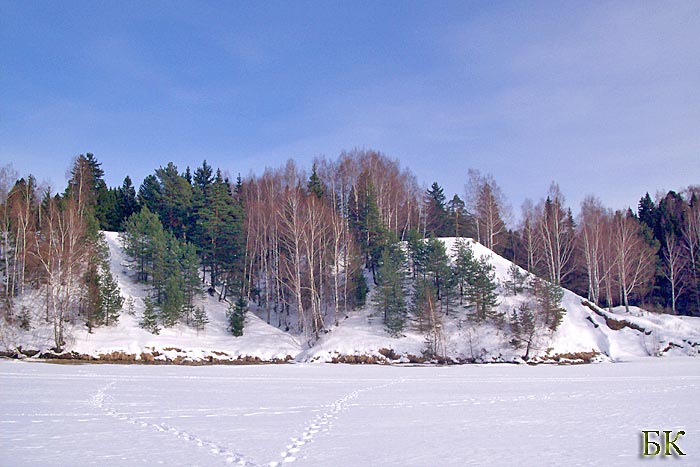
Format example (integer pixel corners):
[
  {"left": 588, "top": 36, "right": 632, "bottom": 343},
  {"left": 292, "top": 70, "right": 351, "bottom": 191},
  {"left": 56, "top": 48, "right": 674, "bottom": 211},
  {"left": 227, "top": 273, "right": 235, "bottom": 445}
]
[{"left": 1, "top": 0, "right": 698, "bottom": 218}]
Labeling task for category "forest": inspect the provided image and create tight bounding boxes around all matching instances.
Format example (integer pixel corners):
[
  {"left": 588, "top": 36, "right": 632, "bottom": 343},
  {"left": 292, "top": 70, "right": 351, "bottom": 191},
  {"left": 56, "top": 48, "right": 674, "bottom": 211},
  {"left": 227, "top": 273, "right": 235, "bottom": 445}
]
[{"left": 1, "top": 151, "right": 698, "bottom": 350}]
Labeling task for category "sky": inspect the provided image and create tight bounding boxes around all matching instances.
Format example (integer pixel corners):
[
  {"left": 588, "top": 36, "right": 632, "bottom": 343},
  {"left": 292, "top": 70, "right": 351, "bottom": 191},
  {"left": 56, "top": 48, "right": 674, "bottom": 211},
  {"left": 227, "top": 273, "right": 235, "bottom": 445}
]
[{"left": 1, "top": 0, "right": 699, "bottom": 219}]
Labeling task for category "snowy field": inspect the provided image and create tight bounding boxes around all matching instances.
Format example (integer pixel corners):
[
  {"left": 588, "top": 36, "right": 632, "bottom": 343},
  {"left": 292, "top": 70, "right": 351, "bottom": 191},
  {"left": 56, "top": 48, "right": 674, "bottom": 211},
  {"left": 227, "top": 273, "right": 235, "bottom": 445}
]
[{"left": 1, "top": 359, "right": 698, "bottom": 466}]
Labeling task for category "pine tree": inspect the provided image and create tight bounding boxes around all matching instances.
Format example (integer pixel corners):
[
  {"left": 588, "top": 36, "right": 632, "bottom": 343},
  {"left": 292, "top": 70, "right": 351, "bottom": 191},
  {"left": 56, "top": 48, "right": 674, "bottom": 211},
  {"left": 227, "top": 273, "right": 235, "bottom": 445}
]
[
  {"left": 424, "top": 182, "right": 448, "bottom": 237},
  {"left": 96, "top": 262, "right": 123, "bottom": 326},
  {"left": 528, "top": 276, "right": 566, "bottom": 331},
  {"left": 227, "top": 295, "right": 247, "bottom": 336},
  {"left": 192, "top": 306, "right": 209, "bottom": 331},
  {"left": 503, "top": 263, "right": 527, "bottom": 296},
  {"left": 509, "top": 302, "right": 541, "bottom": 360},
  {"left": 465, "top": 256, "right": 501, "bottom": 323},
  {"left": 140, "top": 297, "right": 160, "bottom": 334},
  {"left": 160, "top": 274, "right": 184, "bottom": 327},
  {"left": 373, "top": 243, "right": 408, "bottom": 336},
  {"left": 180, "top": 242, "right": 201, "bottom": 324},
  {"left": 307, "top": 163, "right": 324, "bottom": 199},
  {"left": 452, "top": 238, "right": 477, "bottom": 305}
]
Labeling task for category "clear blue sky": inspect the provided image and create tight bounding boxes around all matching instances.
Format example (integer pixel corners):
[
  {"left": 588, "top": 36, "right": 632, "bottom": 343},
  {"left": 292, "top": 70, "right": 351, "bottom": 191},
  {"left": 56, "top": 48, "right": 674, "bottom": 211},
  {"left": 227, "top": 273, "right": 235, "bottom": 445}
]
[{"left": 2, "top": 0, "right": 698, "bottom": 218}]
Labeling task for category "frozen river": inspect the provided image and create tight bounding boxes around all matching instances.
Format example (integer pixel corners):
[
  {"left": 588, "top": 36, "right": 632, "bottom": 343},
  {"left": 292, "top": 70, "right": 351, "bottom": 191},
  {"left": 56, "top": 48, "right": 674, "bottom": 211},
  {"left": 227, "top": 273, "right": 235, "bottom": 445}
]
[{"left": 1, "top": 359, "right": 698, "bottom": 466}]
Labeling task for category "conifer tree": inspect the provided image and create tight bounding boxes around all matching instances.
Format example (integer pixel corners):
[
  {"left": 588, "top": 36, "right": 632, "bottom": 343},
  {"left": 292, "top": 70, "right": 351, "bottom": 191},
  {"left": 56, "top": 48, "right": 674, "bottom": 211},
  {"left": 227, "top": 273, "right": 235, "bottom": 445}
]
[
  {"left": 192, "top": 306, "right": 209, "bottom": 331},
  {"left": 509, "top": 302, "right": 541, "bottom": 359},
  {"left": 140, "top": 297, "right": 160, "bottom": 334},
  {"left": 373, "top": 243, "right": 408, "bottom": 336},
  {"left": 227, "top": 295, "right": 247, "bottom": 336},
  {"left": 96, "top": 262, "right": 123, "bottom": 326},
  {"left": 465, "top": 256, "right": 501, "bottom": 323},
  {"left": 503, "top": 263, "right": 527, "bottom": 296},
  {"left": 160, "top": 275, "right": 184, "bottom": 327},
  {"left": 528, "top": 276, "right": 566, "bottom": 331}
]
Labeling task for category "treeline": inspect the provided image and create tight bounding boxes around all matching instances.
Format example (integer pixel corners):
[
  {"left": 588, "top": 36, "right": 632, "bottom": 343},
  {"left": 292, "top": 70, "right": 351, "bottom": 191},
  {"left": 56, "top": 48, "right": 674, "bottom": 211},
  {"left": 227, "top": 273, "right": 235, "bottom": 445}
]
[
  {"left": 0, "top": 155, "right": 124, "bottom": 348},
  {"left": 1, "top": 150, "right": 698, "bottom": 349}
]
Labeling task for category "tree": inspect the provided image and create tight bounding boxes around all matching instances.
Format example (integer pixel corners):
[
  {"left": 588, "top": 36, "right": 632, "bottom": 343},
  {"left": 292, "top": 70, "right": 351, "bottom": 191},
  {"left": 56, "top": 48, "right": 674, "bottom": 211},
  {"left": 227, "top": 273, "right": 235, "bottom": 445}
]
[
  {"left": 680, "top": 195, "right": 700, "bottom": 315},
  {"left": 466, "top": 170, "right": 508, "bottom": 252},
  {"left": 465, "top": 256, "right": 501, "bottom": 323},
  {"left": 662, "top": 232, "right": 686, "bottom": 314},
  {"left": 537, "top": 183, "right": 575, "bottom": 286},
  {"left": 227, "top": 295, "right": 247, "bottom": 336},
  {"left": 424, "top": 182, "right": 448, "bottom": 237},
  {"left": 578, "top": 196, "right": 609, "bottom": 305},
  {"left": 140, "top": 297, "right": 160, "bottom": 334},
  {"left": 528, "top": 276, "right": 565, "bottom": 332},
  {"left": 192, "top": 306, "right": 209, "bottom": 331},
  {"left": 160, "top": 272, "right": 184, "bottom": 328},
  {"left": 446, "top": 194, "right": 472, "bottom": 238},
  {"left": 95, "top": 262, "right": 124, "bottom": 326},
  {"left": 612, "top": 211, "right": 658, "bottom": 312},
  {"left": 509, "top": 302, "right": 544, "bottom": 360},
  {"left": 503, "top": 263, "right": 527, "bottom": 296},
  {"left": 452, "top": 238, "right": 477, "bottom": 306},
  {"left": 373, "top": 243, "right": 408, "bottom": 336},
  {"left": 121, "top": 207, "right": 165, "bottom": 282}
]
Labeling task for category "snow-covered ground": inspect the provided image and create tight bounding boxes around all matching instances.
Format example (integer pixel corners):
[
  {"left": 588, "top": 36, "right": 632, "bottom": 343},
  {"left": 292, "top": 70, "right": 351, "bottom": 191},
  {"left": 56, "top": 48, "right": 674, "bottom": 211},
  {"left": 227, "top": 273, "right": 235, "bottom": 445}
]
[{"left": 2, "top": 359, "right": 698, "bottom": 466}]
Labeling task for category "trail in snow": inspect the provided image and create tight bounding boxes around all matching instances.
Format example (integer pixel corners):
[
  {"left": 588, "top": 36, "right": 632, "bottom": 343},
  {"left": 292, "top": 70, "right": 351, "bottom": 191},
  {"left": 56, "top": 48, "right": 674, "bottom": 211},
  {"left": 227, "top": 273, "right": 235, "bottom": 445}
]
[
  {"left": 90, "top": 381, "right": 256, "bottom": 466},
  {"left": 271, "top": 379, "right": 403, "bottom": 465}
]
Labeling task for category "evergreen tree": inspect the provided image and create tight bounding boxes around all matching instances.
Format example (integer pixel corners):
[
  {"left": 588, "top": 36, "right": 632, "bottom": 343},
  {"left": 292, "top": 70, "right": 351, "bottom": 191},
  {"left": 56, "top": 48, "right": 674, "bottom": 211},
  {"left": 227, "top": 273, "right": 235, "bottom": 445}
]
[
  {"left": 503, "top": 263, "right": 527, "bottom": 296},
  {"left": 180, "top": 242, "right": 201, "bottom": 324},
  {"left": 227, "top": 295, "right": 248, "bottom": 336},
  {"left": 138, "top": 174, "right": 161, "bottom": 214},
  {"left": 117, "top": 176, "right": 138, "bottom": 228},
  {"left": 96, "top": 262, "right": 124, "bottom": 326},
  {"left": 121, "top": 207, "right": 165, "bottom": 282},
  {"left": 160, "top": 274, "right": 184, "bottom": 327},
  {"left": 424, "top": 182, "right": 448, "bottom": 237},
  {"left": 509, "top": 302, "right": 541, "bottom": 360},
  {"left": 528, "top": 277, "right": 566, "bottom": 332},
  {"left": 465, "top": 256, "right": 501, "bottom": 323},
  {"left": 192, "top": 306, "right": 209, "bottom": 331},
  {"left": 637, "top": 192, "right": 657, "bottom": 233},
  {"left": 446, "top": 194, "right": 472, "bottom": 238},
  {"left": 154, "top": 162, "right": 192, "bottom": 238},
  {"left": 424, "top": 236, "right": 452, "bottom": 303},
  {"left": 307, "top": 163, "right": 324, "bottom": 199},
  {"left": 452, "top": 238, "right": 477, "bottom": 305},
  {"left": 140, "top": 297, "right": 160, "bottom": 334},
  {"left": 372, "top": 243, "right": 408, "bottom": 336}
]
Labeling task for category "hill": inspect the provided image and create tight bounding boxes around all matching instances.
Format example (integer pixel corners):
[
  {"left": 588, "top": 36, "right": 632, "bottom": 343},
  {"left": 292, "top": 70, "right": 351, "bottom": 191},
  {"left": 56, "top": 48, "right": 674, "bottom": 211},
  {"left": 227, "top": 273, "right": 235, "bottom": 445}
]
[{"left": 1, "top": 233, "right": 698, "bottom": 364}]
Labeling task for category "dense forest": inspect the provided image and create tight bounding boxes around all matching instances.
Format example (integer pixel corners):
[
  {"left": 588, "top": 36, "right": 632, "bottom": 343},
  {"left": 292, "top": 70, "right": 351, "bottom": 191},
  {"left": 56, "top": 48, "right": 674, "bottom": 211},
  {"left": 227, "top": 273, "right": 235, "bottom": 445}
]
[{"left": 1, "top": 151, "right": 698, "bottom": 349}]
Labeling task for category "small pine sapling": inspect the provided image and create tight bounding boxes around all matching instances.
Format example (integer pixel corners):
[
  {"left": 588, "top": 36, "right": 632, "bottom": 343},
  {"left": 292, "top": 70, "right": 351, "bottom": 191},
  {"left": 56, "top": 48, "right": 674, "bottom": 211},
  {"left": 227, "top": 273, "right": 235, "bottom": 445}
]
[
  {"left": 503, "top": 263, "right": 527, "bottom": 296},
  {"left": 192, "top": 306, "right": 209, "bottom": 331}
]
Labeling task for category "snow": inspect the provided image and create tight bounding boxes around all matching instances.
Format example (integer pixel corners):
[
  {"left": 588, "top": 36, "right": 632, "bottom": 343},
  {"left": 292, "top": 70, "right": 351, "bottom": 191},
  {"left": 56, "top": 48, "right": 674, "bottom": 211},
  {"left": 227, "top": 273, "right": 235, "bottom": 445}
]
[
  {"left": 1, "top": 234, "right": 699, "bottom": 363},
  {"left": 2, "top": 358, "right": 699, "bottom": 466}
]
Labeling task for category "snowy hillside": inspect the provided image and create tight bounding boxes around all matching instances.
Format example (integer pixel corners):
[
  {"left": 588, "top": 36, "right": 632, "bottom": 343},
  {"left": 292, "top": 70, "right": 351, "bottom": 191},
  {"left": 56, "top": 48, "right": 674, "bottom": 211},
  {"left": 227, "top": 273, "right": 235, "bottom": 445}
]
[{"left": 1, "top": 234, "right": 699, "bottom": 364}]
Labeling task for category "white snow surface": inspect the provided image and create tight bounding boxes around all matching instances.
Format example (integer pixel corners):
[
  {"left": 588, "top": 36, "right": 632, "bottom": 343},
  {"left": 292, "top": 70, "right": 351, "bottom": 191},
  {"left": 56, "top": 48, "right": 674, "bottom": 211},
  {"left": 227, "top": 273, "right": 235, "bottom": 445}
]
[
  {"left": 2, "top": 358, "right": 699, "bottom": 466},
  {"left": 1, "top": 234, "right": 699, "bottom": 363}
]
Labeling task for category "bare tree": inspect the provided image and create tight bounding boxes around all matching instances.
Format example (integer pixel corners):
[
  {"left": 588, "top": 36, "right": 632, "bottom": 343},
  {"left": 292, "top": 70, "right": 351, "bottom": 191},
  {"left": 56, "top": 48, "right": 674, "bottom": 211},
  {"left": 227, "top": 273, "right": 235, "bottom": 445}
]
[
  {"left": 33, "top": 196, "right": 89, "bottom": 348},
  {"left": 520, "top": 199, "right": 538, "bottom": 273},
  {"left": 537, "top": 183, "right": 575, "bottom": 285},
  {"left": 466, "top": 169, "right": 509, "bottom": 252},
  {"left": 578, "top": 196, "right": 609, "bottom": 305},
  {"left": 662, "top": 232, "right": 686, "bottom": 314},
  {"left": 680, "top": 198, "right": 700, "bottom": 313},
  {"left": 612, "top": 211, "right": 657, "bottom": 313}
]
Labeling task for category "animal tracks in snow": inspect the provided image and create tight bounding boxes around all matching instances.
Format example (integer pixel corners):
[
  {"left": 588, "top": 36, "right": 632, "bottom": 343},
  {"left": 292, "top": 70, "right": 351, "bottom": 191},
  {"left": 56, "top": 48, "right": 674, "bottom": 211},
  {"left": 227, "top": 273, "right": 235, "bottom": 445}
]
[
  {"left": 90, "top": 382, "right": 256, "bottom": 466},
  {"left": 272, "top": 379, "right": 403, "bottom": 466},
  {"left": 90, "top": 378, "right": 403, "bottom": 466}
]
